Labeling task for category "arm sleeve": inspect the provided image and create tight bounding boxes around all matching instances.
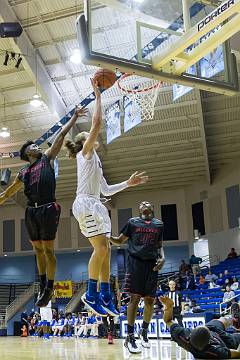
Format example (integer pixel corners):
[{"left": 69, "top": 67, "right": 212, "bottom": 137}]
[
  {"left": 100, "top": 175, "right": 128, "bottom": 197},
  {"left": 121, "top": 220, "right": 132, "bottom": 238},
  {"left": 170, "top": 323, "right": 191, "bottom": 343},
  {"left": 158, "top": 224, "right": 164, "bottom": 242}
]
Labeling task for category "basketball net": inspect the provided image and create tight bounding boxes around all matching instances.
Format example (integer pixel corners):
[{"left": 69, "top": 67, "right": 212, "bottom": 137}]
[{"left": 117, "top": 74, "right": 162, "bottom": 121}]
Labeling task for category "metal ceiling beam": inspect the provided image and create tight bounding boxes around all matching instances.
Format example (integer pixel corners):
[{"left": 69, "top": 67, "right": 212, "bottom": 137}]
[
  {"left": 33, "top": 20, "right": 132, "bottom": 49},
  {"left": 0, "top": 82, "right": 34, "bottom": 92},
  {"left": 0, "top": 67, "right": 25, "bottom": 77},
  {"left": 195, "top": 90, "right": 211, "bottom": 184},
  {"left": 17, "top": 3, "right": 103, "bottom": 28},
  {"left": 0, "top": 0, "right": 66, "bottom": 118},
  {"left": 55, "top": 176, "right": 205, "bottom": 194},
  {"left": 56, "top": 170, "right": 206, "bottom": 186}
]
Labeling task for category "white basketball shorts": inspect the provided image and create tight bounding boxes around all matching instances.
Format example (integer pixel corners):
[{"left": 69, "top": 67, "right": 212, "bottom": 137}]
[
  {"left": 40, "top": 307, "right": 52, "bottom": 323},
  {"left": 72, "top": 195, "right": 111, "bottom": 238}
]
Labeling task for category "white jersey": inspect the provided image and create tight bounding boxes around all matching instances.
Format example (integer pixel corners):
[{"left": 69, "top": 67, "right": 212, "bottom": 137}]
[
  {"left": 40, "top": 300, "right": 52, "bottom": 322},
  {"left": 73, "top": 149, "right": 128, "bottom": 238},
  {"left": 76, "top": 150, "right": 128, "bottom": 198},
  {"left": 76, "top": 150, "right": 102, "bottom": 197}
]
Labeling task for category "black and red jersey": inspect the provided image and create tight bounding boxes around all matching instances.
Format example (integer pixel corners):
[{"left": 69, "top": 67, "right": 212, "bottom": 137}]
[
  {"left": 121, "top": 217, "right": 164, "bottom": 260},
  {"left": 18, "top": 154, "right": 56, "bottom": 206}
]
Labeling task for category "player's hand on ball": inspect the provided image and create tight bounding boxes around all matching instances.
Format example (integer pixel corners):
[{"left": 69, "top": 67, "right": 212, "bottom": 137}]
[
  {"left": 91, "top": 78, "right": 101, "bottom": 98},
  {"left": 160, "top": 296, "right": 174, "bottom": 309},
  {"left": 74, "top": 105, "right": 88, "bottom": 117},
  {"left": 127, "top": 171, "right": 149, "bottom": 187},
  {"left": 153, "top": 258, "right": 165, "bottom": 272}
]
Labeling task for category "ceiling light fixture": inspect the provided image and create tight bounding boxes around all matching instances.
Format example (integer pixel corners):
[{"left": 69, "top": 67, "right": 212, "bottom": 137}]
[
  {"left": 3, "top": 52, "right": 9, "bottom": 66},
  {"left": 0, "top": 127, "right": 10, "bottom": 138},
  {"left": 70, "top": 48, "right": 82, "bottom": 64},
  {"left": 0, "top": 98, "right": 10, "bottom": 138},
  {"left": 30, "top": 52, "right": 43, "bottom": 107},
  {"left": 30, "top": 93, "right": 42, "bottom": 107},
  {"left": 15, "top": 54, "right": 22, "bottom": 68}
]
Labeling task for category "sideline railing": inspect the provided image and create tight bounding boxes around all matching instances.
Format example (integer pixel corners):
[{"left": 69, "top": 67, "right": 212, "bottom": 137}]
[{"left": 5, "top": 283, "right": 38, "bottom": 324}]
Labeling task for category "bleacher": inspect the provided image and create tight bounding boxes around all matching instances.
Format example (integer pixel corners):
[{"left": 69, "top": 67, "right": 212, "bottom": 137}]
[
  {"left": 0, "top": 284, "right": 31, "bottom": 310},
  {"left": 181, "top": 257, "right": 240, "bottom": 314}
]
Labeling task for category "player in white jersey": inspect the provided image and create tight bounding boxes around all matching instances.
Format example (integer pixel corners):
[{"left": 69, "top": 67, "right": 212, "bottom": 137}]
[
  {"left": 65, "top": 80, "right": 148, "bottom": 317},
  {"left": 39, "top": 300, "right": 52, "bottom": 339}
]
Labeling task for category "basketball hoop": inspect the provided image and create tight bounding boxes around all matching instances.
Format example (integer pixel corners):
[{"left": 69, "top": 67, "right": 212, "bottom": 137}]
[{"left": 117, "top": 74, "right": 162, "bottom": 121}]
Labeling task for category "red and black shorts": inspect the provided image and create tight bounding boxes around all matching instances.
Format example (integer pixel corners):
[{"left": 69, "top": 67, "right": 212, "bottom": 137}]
[
  {"left": 123, "top": 254, "right": 158, "bottom": 298},
  {"left": 25, "top": 202, "right": 61, "bottom": 241}
]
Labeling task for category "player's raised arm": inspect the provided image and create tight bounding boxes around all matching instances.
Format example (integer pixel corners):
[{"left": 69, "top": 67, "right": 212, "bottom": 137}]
[
  {"left": 82, "top": 80, "right": 102, "bottom": 156},
  {"left": 0, "top": 175, "right": 23, "bottom": 205},
  {"left": 46, "top": 106, "right": 88, "bottom": 160}
]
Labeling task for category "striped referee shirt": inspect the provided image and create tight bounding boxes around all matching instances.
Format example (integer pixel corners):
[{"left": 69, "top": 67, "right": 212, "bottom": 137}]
[{"left": 167, "top": 291, "right": 182, "bottom": 309}]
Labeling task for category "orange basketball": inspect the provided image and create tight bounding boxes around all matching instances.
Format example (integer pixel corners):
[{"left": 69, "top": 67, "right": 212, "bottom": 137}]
[{"left": 93, "top": 69, "right": 117, "bottom": 90}]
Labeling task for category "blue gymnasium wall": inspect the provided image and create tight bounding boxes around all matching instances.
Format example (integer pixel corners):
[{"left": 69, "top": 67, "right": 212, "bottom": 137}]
[
  {"left": 0, "top": 255, "right": 36, "bottom": 283},
  {"left": 0, "top": 251, "right": 118, "bottom": 284},
  {"left": 0, "top": 245, "right": 188, "bottom": 284},
  {"left": 163, "top": 244, "right": 189, "bottom": 271}
]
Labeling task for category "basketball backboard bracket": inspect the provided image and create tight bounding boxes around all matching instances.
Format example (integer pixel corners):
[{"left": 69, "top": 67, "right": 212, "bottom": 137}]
[{"left": 76, "top": 0, "right": 239, "bottom": 96}]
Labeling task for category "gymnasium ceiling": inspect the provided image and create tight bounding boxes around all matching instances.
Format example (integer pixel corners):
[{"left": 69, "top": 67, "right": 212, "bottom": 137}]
[{"left": 0, "top": 0, "right": 240, "bottom": 207}]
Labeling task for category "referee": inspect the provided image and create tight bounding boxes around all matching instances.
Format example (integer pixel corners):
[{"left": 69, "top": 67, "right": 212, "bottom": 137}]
[{"left": 166, "top": 280, "right": 184, "bottom": 326}]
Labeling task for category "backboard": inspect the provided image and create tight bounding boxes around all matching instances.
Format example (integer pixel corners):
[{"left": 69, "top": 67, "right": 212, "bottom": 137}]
[{"left": 77, "top": 0, "right": 239, "bottom": 96}]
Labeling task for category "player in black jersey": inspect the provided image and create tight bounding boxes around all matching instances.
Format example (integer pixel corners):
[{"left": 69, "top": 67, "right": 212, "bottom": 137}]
[
  {"left": 160, "top": 296, "right": 240, "bottom": 359},
  {"left": 110, "top": 201, "right": 165, "bottom": 354},
  {"left": 0, "top": 106, "right": 87, "bottom": 307}
]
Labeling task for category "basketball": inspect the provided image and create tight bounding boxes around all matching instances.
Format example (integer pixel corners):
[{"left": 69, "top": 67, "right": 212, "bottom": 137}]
[{"left": 93, "top": 69, "right": 117, "bottom": 90}]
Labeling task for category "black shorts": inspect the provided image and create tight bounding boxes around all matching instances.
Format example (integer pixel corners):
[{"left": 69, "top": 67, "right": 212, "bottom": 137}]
[
  {"left": 25, "top": 202, "right": 61, "bottom": 241},
  {"left": 124, "top": 254, "right": 158, "bottom": 298}
]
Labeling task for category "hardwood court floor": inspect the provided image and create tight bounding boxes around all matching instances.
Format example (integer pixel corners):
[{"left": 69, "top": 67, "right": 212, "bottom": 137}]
[{"left": 0, "top": 337, "right": 194, "bottom": 360}]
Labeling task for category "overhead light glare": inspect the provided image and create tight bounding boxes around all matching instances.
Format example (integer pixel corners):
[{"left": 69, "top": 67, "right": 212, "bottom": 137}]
[{"left": 70, "top": 49, "right": 82, "bottom": 64}]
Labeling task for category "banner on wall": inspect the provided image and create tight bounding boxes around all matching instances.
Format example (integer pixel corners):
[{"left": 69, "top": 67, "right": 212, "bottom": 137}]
[
  {"left": 158, "top": 316, "right": 205, "bottom": 338},
  {"left": 105, "top": 100, "right": 121, "bottom": 144},
  {"left": 123, "top": 96, "right": 142, "bottom": 133},
  {"left": 121, "top": 318, "right": 158, "bottom": 338},
  {"left": 54, "top": 280, "right": 73, "bottom": 298}
]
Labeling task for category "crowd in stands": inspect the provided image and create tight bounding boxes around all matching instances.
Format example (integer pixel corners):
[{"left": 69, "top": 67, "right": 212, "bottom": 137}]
[
  {"left": 21, "top": 248, "right": 240, "bottom": 339},
  {"left": 152, "top": 248, "right": 240, "bottom": 317},
  {"left": 23, "top": 309, "right": 119, "bottom": 340}
]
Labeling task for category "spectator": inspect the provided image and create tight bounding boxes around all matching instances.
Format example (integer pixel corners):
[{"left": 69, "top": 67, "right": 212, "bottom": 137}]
[
  {"left": 216, "top": 273, "right": 225, "bottom": 287},
  {"left": 53, "top": 314, "right": 65, "bottom": 337},
  {"left": 21, "top": 309, "right": 28, "bottom": 329},
  {"left": 83, "top": 312, "right": 98, "bottom": 338},
  {"left": 231, "top": 277, "right": 239, "bottom": 291},
  {"left": 223, "top": 278, "right": 233, "bottom": 291},
  {"left": 191, "top": 300, "right": 204, "bottom": 313},
  {"left": 227, "top": 248, "right": 238, "bottom": 260},
  {"left": 189, "top": 255, "right": 202, "bottom": 275},
  {"left": 76, "top": 314, "right": 86, "bottom": 337},
  {"left": 205, "top": 269, "right": 218, "bottom": 283},
  {"left": 209, "top": 281, "right": 220, "bottom": 289},
  {"left": 64, "top": 313, "right": 74, "bottom": 337},
  {"left": 179, "top": 260, "right": 189, "bottom": 276},
  {"left": 223, "top": 285, "right": 235, "bottom": 308},
  {"left": 182, "top": 303, "right": 192, "bottom": 314},
  {"left": 199, "top": 274, "right": 205, "bottom": 285},
  {"left": 185, "top": 275, "right": 196, "bottom": 290}
]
